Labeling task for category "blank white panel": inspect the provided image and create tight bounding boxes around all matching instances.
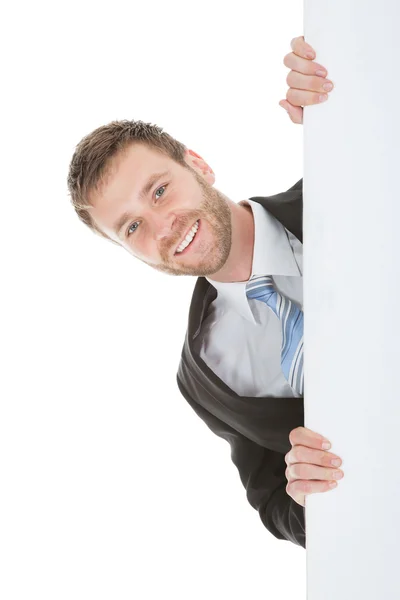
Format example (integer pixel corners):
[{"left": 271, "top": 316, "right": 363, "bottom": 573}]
[{"left": 304, "top": 1, "right": 400, "bottom": 598}]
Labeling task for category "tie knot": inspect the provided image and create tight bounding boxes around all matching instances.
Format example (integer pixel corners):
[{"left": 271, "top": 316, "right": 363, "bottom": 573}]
[
  {"left": 245, "top": 275, "right": 304, "bottom": 395},
  {"left": 246, "top": 275, "right": 276, "bottom": 301}
]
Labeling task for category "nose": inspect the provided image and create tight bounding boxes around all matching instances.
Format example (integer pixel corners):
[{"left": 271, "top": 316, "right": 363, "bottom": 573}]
[{"left": 153, "top": 213, "right": 177, "bottom": 241}]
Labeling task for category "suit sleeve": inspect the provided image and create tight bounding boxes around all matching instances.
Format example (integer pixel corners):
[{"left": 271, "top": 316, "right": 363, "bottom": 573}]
[{"left": 176, "top": 375, "right": 306, "bottom": 549}]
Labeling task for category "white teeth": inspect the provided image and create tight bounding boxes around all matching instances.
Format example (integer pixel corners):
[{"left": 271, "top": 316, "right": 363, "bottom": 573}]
[{"left": 176, "top": 221, "right": 199, "bottom": 253}]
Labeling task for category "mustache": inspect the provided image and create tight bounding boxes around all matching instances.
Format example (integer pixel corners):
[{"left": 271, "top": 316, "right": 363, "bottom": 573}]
[{"left": 160, "top": 214, "right": 201, "bottom": 255}]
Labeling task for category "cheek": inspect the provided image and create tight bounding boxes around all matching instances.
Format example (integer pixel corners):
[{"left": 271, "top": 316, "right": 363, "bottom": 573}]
[{"left": 127, "top": 236, "right": 159, "bottom": 263}]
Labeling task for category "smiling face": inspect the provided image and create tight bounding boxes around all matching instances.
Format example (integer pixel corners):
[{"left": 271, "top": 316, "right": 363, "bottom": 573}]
[{"left": 89, "top": 143, "right": 233, "bottom": 277}]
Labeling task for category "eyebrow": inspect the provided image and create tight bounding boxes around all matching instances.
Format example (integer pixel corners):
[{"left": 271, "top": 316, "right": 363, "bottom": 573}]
[{"left": 113, "top": 170, "right": 171, "bottom": 238}]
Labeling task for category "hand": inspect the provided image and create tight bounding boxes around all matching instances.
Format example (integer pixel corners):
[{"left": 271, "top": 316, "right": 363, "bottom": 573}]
[
  {"left": 285, "top": 426, "right": 344, "bottom": 507},
  {"left": 279, "top": 36, "right": 334, "bottom": 124}
]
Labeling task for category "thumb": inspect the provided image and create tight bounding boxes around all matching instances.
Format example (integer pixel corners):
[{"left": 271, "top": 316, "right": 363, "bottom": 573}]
[
  {"left": 279, "top": 101, "right": 303, "bottom": 124},
  {"left": 279, "top": 101, "right": 293, "bottom": 122}
]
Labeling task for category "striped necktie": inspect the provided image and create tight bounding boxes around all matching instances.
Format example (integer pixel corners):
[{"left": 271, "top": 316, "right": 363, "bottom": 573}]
[{"left": 245, "top": 275, "right": 304, "bottom": 395}]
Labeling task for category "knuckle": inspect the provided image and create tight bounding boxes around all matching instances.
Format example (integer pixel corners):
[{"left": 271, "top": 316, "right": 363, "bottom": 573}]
[
  {"left": 283, "top": 53, "right": 292, "bottom": 67},
  {"left": 286, "top": 481, "right": 298, "bottom": 501},
  {"left": 289, "top": 426, "right": 302, "bottom": 445},
  {"left": 291, "top": 37, "right": 302, "bottom": 53},
  {"left": 284, "top": 451, "right": 290, "bottom": 465},
  {"left": 288, "top": 429, "right": 295, "bottom": 446},
  {"left": 286, "top": 464, "right": 295, "bottom": 479},
  {"left": 290, "top": 445, "right": 299, "bottom": 462},
  {"left": 285, "top": 466, "right": 290, "bottom": 480},
  {"left": 291, "top": 444, "right": 307, "bottom": 463},
  {"left": 286, "top": 71, "right": 299, "bottom": 89}
]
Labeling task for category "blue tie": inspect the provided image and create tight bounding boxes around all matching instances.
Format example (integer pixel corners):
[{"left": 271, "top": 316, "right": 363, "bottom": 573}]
[{"left": 246, "top": 275, "right": 304, "bottom": 395}]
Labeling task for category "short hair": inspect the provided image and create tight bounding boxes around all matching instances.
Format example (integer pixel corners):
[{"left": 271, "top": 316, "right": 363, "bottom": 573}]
[{"left": 67, "top": 119, "right": 189, "bottom": 244}]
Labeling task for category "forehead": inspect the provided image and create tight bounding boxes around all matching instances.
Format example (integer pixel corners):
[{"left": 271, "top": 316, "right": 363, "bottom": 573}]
[
  {"left": 92, "top": 144, "right": 168, "bottom": 207},
  {"left": 103, "top": 143, "right": 170, "bottom": 193}
]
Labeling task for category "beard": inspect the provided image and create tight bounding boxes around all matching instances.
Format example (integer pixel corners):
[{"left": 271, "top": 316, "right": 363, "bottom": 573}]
[{"left": 141, "top": 171, "right": 233, "bottom": 277}]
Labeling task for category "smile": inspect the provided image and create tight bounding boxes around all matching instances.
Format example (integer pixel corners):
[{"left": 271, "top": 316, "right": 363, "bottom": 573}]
[{"left": 174, "top": 220, "right": 200, "bottom": 255}]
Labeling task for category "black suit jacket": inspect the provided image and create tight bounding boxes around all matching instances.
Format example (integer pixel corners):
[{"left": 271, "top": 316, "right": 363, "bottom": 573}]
[{"left": 176, "top": 178, "right": 306, "bottom": 548}]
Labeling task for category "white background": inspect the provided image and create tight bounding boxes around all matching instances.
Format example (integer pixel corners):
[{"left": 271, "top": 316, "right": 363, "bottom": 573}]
[{"left": 1, "top": 1, "right": 306, "bottom": 598}]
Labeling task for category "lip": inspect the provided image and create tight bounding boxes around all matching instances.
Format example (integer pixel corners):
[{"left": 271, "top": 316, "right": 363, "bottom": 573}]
[{"left": 174, "top": 219, "right": 201, "bottom": 256}]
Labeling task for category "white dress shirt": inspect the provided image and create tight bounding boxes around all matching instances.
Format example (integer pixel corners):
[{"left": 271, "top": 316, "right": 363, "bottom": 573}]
[{"left": 192, "top": 199, "right": 303, "bottom": 398}]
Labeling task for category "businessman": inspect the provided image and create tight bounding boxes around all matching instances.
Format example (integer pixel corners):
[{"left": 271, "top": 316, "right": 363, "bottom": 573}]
[{"left": 67, "top": 36, "right": 343, "bottom": 549}]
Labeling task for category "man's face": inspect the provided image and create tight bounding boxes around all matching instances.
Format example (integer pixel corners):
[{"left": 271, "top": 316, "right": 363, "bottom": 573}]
[{"left": 90, "top": 144, "right": 232, "bottom": 277}]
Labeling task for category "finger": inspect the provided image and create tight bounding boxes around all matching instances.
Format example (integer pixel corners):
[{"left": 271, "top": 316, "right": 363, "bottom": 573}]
[
  {"left": 287, "top": 87, "right": 329, "bottom": 107},
  {"left": 283, "top": 52, "right": 328, "bottom": 77},
  {"left": 289, "top": 426, "right": 331, "bottom": 450},
  {"left": 287, "top": 462, "right": 343, "bottom": 482},
  {"left": 279, "top": 101, "right": 303, "bottom": 124},
  {"left": 290, "top": 35, "right": 315, "bottom": 59},
  {"left": 287, "top": 479, "right": 337, "bottom": 503},
  {"left": 286, "top": 70, "right": 333, "bottom": 96},
  {"left": 286, "top": 445, "right": 342, "bottom": 467}
]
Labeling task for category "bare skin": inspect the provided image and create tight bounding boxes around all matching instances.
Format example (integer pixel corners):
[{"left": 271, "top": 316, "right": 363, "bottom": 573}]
[{"left": 285, "top": 427, "right": 343, "bottom": 507}]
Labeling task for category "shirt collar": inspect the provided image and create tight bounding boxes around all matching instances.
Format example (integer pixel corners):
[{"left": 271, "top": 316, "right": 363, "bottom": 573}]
[{"left": 205, "top": 199, "right": 301, "bottom": 322}]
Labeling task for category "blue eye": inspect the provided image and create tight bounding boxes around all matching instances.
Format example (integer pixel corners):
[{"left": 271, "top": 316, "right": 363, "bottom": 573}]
[
  {"left": 126, "top": 185, "right": 167, "bottom": 236},
  {"left": 155, "top": 185, "right": 166, "bottom": 200},
  {"left": 127, "top": 221, "right": 140, "bottom": 236}
]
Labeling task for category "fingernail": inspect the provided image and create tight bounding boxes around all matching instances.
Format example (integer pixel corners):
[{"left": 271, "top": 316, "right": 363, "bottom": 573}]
[
  {"left": 306, "top": 51, "right": 315, "bottom": 59},
  {"left": 322, "top": 441, "right": 331, "bottom": 449},
  {"left": 316, "top": 69, "right": 327, "bottom": 77},
  {"left": 331, "top": 458, "right": 341, "bottom": 467}
]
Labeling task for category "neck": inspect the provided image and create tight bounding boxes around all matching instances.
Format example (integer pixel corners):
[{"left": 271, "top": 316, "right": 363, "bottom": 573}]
[{"left": 208, "top": 201, "right": 255, "bottom": 283}]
